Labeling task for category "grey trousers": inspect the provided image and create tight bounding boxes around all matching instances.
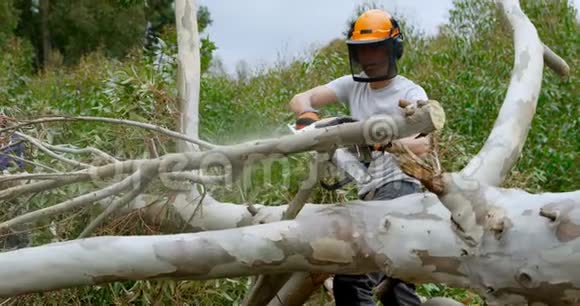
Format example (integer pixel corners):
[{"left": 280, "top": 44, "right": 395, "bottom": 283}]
[{"left": 333, "top": 180, "right": 422, "bottom": 306}]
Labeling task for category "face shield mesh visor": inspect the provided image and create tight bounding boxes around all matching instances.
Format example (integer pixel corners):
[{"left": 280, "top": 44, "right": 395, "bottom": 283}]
[{"left": 347, "top": 39, "right": 398, "bottom": 82}]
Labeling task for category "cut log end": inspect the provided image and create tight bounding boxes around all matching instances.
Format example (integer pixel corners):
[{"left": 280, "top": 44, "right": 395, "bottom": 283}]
[{"left": 425, "top": 100, "right": 446, "bottom": 131}]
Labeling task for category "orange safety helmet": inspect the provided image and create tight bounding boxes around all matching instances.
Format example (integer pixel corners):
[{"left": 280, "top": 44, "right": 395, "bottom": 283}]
[{"left": 346, "top": 9, "right": 404, "bottom": 82}]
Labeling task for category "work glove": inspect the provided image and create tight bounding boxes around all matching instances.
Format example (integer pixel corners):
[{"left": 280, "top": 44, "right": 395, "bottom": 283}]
[{"left": 295, "top": 111, "right": 320, "bottom": 130}]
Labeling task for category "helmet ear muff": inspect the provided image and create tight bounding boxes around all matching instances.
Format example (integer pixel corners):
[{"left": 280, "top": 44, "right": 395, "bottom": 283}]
[{"left": 390, "top": 17, "right": 404, "bottom": 59}]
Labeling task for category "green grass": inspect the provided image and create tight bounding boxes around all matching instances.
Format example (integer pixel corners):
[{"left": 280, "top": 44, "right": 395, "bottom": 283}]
[{"left": 0, "top": 0, "right": 577, "bottom": 304}]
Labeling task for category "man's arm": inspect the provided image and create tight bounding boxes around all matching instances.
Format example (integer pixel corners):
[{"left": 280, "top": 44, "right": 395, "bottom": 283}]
[{"left": 289, "top": 85, "right": 339, "bottom": 116}]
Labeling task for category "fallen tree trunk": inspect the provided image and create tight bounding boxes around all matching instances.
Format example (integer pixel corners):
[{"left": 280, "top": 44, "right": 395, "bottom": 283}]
[
  {"left": 1, "top": 189, "right": 579, "bottom": 305},
  {"left": 0, "top": 99, "right": 444, "bottom": 232}
]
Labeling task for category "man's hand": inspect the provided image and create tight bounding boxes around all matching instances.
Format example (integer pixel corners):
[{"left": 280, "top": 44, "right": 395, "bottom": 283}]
[
  {"left": 289, "top": 85, "right": 338, "bottom": 116},
  {"left": 295, "top": 111, "right": 320, "bottom": 130},
  {"left": 390, "top": 99, "right": 433, "bottom": 155},
  {"left": 399, "top": 98, "right": 423, "bottom": 116}
]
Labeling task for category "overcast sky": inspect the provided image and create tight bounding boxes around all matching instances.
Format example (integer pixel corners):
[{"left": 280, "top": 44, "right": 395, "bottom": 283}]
[{"left": 199, "top": 0, "right": 580, "bottom": 75}]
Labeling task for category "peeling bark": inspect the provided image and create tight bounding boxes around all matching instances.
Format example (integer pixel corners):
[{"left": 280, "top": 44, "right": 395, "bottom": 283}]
[
  {"left": 461, "top": 0, "right": 543, "bottom": 187},
  {"left": 0, "top": 76, "right": 444, "bottom": 231},
  {"left": 242, "top": 154, "right": 322, "bottom": 306},
  {"left": 1, "top": 189, "right": 579, "bottom": 306},
  {"left": 438, "top": 0, "right": 549, "bottom": 246},
  {"left": 174, "top": 0, "right": 201, "bottom": 150},
  {"left": 170, "top": 0, "right": 224, "bottom": 231},
  {"left": 0, "top": 0, "right": 576, "bottom": 305}
]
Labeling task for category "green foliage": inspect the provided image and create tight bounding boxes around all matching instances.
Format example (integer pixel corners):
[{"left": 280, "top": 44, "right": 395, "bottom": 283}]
[
  {"left": 0, "top": 0, "right": 19, "bottom": 46},
  {"left": 0, "top": 37, "right": 34, "bottom": 106},
  {"left": 48, "top": 0, "right": 146, "bottom": 63},
  {"left": 197, "top": 5, "right": 217, "bottom": 73},
  {"left": 197, "top": 5, "right": 213, "bottom": 32},
  {"left": 201, "top": 36, "right": 217, "bottom": 73},
  {"left": 0, "top": 0, "right": 577, "bottom": 305},
  {"left": 417, "top": 283, "right": 484, "bottom": 305},
  {"left": 8, "top": 1, "right": 216, "bottom": 70},
  {"left": 196, "top": 0, "right": 578, "bottom": 300},
  {"left": 397, "top": 0, "right": 579, "bottom": 192}
]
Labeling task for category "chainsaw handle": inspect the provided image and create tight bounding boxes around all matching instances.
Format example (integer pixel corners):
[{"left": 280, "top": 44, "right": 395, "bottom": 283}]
[{"left": 314, "top": 116, "right": 358, "bottom": 128}]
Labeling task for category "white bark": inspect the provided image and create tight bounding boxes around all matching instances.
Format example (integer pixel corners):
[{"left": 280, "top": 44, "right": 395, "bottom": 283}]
[
  {"left": 437, "top": 0, "right": 552, "bottom": 246},
  {"left": 461, "top": 0, "right": 543, "bottom": 187},
  {"left": 0, "top": 171, "right": 139, "bottom": 230},
  {"left": 14, "top": 132, "right": 92, "bottom": 168},
  {"left": 0, "top": 106, "right": 441, "bottom": 231},
  {"left": 174, "top": 0, "right": 201, "bottom": 150},
  {"left": 0, "top": 0, "right": 575, "bottom": 305},
  {"left": 242, "top": 155, "right": 322, "bottom": 306},
  {"left": 170, "top": 0, "right": 225, "bottom": 229},
  {"left": 162, "top": 194, "right": 328, "bottom": 231},
  {"left": 1, "top": 189, "right": 578, "bottom": 305},
  {"left": 44, "top": 143, "right": 119, "bottom": 163},
  {"left": 0, "top": 116, "right": 214, "bottom": 149}
]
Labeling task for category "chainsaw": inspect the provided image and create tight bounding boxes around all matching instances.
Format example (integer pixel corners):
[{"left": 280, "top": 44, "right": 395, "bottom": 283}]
[{"left": 288, "top": 116, "right": 374, "bottom": 190}]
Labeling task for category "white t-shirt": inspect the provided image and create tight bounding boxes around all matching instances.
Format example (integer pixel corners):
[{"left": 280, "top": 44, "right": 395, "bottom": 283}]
[{"left": 325, "top": 74, "right": 428, "bottom": 196}]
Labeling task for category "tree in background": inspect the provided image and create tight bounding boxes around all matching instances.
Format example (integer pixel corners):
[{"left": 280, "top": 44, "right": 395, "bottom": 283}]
[
  {"left": 7, "top": 0, "right": 215, "bottom": 71},
  {"left": 0, "top": 1, "right": 19, "bottom": 47}
]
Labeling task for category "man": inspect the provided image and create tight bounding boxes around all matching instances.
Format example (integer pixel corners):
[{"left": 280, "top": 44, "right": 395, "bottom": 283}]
[{"left": 289, "top": 9, "right": 430, "bottom": 306}]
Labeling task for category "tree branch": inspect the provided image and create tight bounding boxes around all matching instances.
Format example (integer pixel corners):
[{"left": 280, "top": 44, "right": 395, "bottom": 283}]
[
  {"left": 0, "top": 176, "right": 80, "bottom": 202},
  {"left": 77, "top": 167, "right": 156, "bottom": 238},
  {"left": 17, "top": 132, "right": 91, "bottom": 168},
  {"left": 1, "top": 105, "right": 444, "bottom": 230},
  {"left": 543, "top": 44, "right": 570, "bottom": 77},
  {"left": 422, "top": 297, "right": 465, "bottom": 306},
  {"left": 242, "top": 154, "right": 323, "bottom": 306},
  {"left": 460, "top": 0, "right": 544, "bottom": 187},
  {"left": 1, "top": 189, "right": 578, "bottom": 306},
  {"left": 0, "top": 170, "right": 141, "bottom": 230},
  {"left": 0, "top": 171, "right": 90, "bottom": 184},
  {"left": 266, "top": 272, "right": 331, "bottom": 306},
  {"left": 161, "top": 172, "right": 229, "bottom": 185},
  {"left": 0, "top": 152, "right": 58, "bottom": 172},
  {"left": 438, "top": 0, "right": 555, "bottom": 246},
  {"left": 174, "top": 0, "right": 202, "bottom": 152},
  {"left": 44, "top": 143, "right": 119, "bottom": 164},
  {"left": 0, "top": 116, "right": 215, "bottom": 150},
  {"left": 282, "top": 154, "right": 321, "bottom": 221}
]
